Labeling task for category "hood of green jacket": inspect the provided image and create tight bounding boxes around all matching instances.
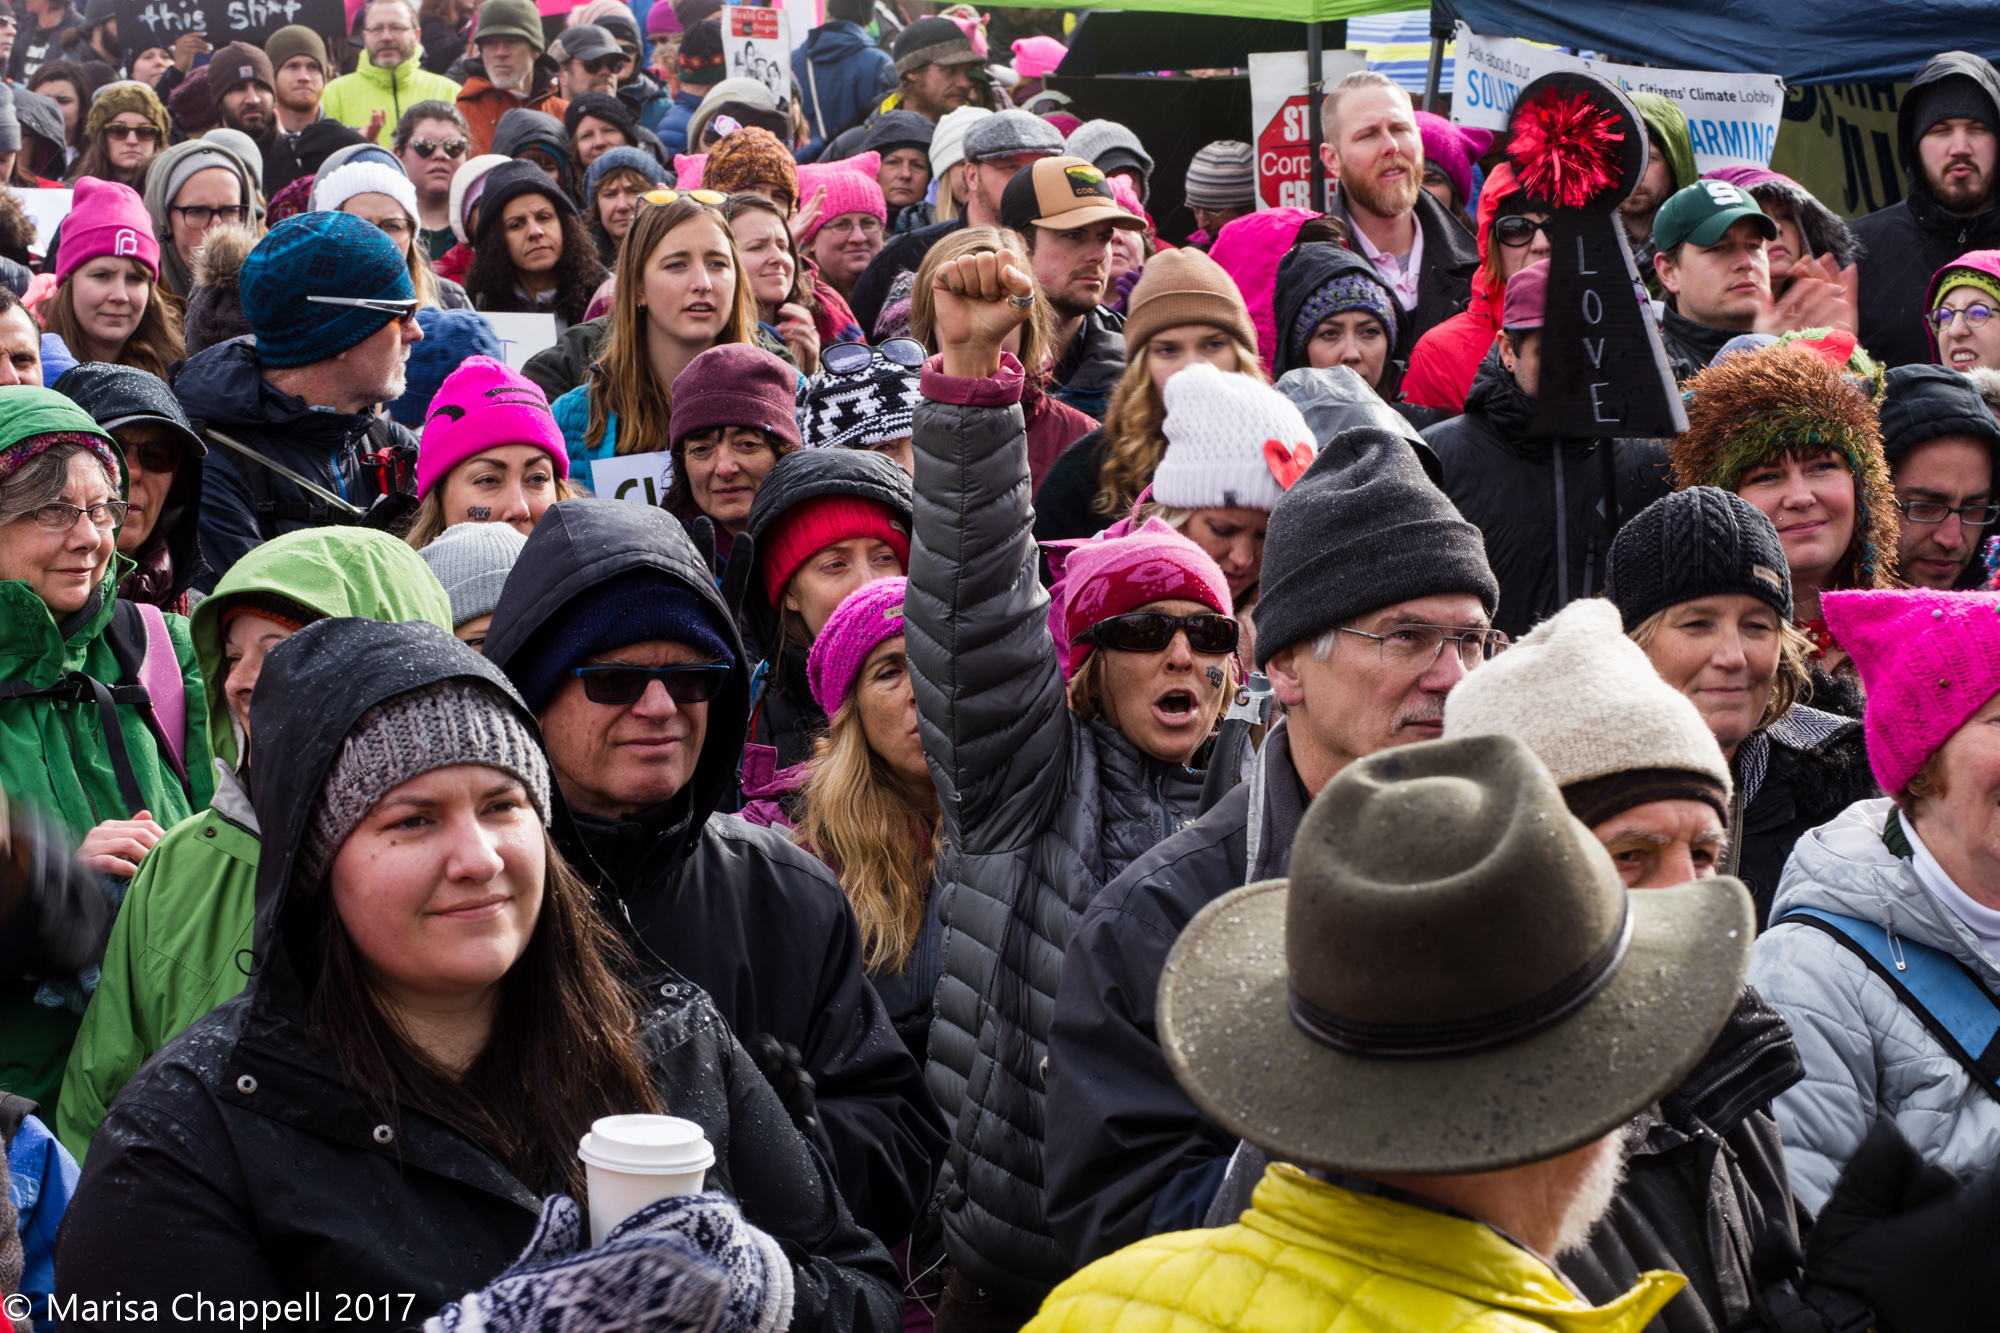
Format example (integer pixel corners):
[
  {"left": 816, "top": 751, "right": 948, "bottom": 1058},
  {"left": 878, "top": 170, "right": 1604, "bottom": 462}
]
[
  {"left": 190, "top": 528, "right": 454, "bottom": 767},
  {"left": 1631, "top": 92, "right": 1697, "bottom": 195}
]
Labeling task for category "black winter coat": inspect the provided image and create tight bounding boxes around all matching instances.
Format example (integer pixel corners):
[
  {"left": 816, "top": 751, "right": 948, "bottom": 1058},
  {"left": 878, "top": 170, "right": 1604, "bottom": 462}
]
[
  {"left": 1325, "top": 183, "right": 1479, "bottom": 353},
  {"left": 1043, "top": 722, "right": 1310, "bottom": 1268},
  {"left": 1422, "top": 352, "right": 1672, "bottom": 639},
  {"left": 54, "top": 618, "right": 900, "bottom": 1332},
  {"left": 1659, "top": 305, "right": 1738, "bottom": 383},
  {"left": 849, "top": 216, "right": 966, "bottom": 338},
  {"left": 1031, "top": 426, "right": 1109, "bottom": 547},
  {"left": 1047, "top": 306, "right": 1126, "bottom": 420},
  {"left": 1733, "top": 705, "right": 1878, "bottom": 930},
  {"left": 908, "top": 358, "right": 1208, "bottom": 1307},
  {"left": 175, "top": 340, "right": 415, "bottom": 593},
  {"left": 1851, "top": 53, "right": 2000, "bottom": 369},
  {"left": 483, "top": 499, "right": 947, "bottom": 1247}
]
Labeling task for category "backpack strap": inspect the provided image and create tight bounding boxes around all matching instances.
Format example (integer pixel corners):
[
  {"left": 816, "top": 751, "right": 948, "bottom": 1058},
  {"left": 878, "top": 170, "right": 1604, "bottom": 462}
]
[
  {"left": 0, "top": 668, "right": 149, "bottom": 816},
  {"left": 133, "top": 601, "right": 187, "bottom": 779},
  {"left": 1775, "top": 906, "right": 2000, "bottom": 1100}
]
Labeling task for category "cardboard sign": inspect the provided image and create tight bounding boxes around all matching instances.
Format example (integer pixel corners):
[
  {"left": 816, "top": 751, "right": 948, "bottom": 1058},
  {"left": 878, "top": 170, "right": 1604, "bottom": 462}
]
[
  {"left": 722, "top": 5, "right": 792, "bottom": 112},
  {"left": 117, "top": 0, "right": 343, "bottom": 52},
  {"left": 15, "top": 189, "right": 71, "bottom": 256},
  {"left": 591, "top": 450, "right": 676, "bottom": 507},
  {"left": 1453, "top": 23, "right": 1784, "bottom": 172},
  {"left": 1246, "top": 48, "right": 1368, "bottom": 212},
  {"left": 479, "top": 312, "right": 559, "bottom": 372}
]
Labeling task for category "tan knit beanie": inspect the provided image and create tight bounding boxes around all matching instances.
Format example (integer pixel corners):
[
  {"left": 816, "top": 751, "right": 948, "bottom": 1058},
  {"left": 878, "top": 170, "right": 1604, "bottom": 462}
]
[
  {"left": 1443, "top": 598, "right": 1732, "bottom": 815},
  {"left": 1122, "top": 246, "right": 1257, "bottom": 356}
]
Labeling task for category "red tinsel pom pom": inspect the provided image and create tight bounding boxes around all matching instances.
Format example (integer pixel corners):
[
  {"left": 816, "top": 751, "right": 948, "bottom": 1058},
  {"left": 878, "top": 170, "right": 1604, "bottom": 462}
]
[{"left": 1509, "top": 85, "right": 1625, "bottom": 209}]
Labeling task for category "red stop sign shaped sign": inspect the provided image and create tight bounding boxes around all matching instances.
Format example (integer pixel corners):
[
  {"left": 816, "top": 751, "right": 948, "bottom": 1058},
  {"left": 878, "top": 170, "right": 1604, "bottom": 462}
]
[{"left": 1258, "top": 94, "right": 1318, "bottom": 210}]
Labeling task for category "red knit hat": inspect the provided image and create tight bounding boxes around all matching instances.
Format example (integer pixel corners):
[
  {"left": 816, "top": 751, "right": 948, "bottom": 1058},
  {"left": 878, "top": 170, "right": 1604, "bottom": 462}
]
[{"left": 761, "top": 495, "right": 910, "bottom": 607}]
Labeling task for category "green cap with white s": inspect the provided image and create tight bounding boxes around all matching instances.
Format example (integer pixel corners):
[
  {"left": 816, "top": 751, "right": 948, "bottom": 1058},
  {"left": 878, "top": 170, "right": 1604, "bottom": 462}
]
[{"left": 1651, "top": 179, "right": 1779, "bottom": 252}]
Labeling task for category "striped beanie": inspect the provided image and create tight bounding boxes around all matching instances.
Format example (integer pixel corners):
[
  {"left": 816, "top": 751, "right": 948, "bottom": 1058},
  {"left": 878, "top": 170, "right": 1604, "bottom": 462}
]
[{"left": 1183, "top": 140, "right": 1255, "bottom": 210}]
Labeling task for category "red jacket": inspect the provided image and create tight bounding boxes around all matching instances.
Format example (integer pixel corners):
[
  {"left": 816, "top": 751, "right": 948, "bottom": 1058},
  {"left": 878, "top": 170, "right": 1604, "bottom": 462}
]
[{"left": 1402, "top": 161, "right": 1514, "bottom": 414}]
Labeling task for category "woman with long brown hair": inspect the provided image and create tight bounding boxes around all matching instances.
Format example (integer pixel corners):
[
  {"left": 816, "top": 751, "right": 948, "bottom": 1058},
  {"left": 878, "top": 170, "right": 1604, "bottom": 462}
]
[
  {"left": 724, "top": 190, "right": 823, "bottom": 374},
  {"left": 462, "top": 159, "right": 608, "bottom": 333},
  {"left": 550, "top": 187, "right": 759, "bottom": 493},
  {"left": 55, "top": 616, "right": 902, "bottom": 1331},
  {"left": 37, "top": 177, "right": 183, "bottom": 379}
]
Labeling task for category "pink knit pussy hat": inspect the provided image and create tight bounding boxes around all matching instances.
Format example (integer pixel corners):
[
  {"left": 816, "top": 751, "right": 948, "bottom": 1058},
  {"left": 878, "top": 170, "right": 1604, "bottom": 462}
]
[
  {"left": 808, "top": 576, "right": 909, "bottom": 716},
  {"left": 1012, "top": 35, "right": 1067, "bottom": 79},
  {"left": 417, "top": 355, "right": 569, "bottom": 498},
  {"left": 1043, "top": 516, "right": 1232, "bottom": 680},
  {"left": 1822, "top": 587, "right": 2000, "bottom": 794},
  {"left": 796, "top": 156, "right": 885, "bottom": 245}
]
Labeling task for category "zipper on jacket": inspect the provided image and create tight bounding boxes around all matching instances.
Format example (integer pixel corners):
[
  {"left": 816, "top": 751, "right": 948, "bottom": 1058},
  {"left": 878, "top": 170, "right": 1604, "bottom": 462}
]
[{"left": 1153, "top": 768, "right": 1173, "bottom": 842}]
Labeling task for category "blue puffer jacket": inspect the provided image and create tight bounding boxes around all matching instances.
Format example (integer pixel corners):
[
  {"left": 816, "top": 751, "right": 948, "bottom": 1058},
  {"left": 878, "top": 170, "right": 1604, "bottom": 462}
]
[
  {"left": 656, "top": 87, "right": 704, "bottom": 156},
  {"left": 793, "top": 21, "right": 895, "bottom": 160}
]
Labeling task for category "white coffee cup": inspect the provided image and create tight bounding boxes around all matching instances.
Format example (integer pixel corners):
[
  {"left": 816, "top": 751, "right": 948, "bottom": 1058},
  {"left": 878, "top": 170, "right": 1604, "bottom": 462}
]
[{"left": 578, "top": 1114, "right": 716, "bottom": 1245}]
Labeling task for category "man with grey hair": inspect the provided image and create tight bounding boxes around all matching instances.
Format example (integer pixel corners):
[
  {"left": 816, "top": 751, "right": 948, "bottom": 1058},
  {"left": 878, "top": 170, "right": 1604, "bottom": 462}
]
[{"left": 1318, "top": 69, "right": 1478, "bottom": 350}]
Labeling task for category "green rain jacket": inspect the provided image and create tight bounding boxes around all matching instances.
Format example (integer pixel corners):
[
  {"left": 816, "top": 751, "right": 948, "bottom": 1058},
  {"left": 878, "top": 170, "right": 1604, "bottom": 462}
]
[
  {"left": 54, "top": 528, "right": 453, "bottom": 1161},
  {"left": 1632, "top": 92, "right": 1698, "bottom": 196},
  {"left": 0, "top": 393, "right": 213, "bottom": 1110}
]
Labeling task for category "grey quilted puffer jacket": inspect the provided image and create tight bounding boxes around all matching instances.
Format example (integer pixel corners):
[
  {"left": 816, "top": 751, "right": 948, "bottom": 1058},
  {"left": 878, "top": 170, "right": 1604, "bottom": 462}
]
[
  {"left": 907, "top": 359, "right": 1206, "bottom": 1308},
  {"left": 1748, "top": 797, "right": 2000, "bottom": 1211}
]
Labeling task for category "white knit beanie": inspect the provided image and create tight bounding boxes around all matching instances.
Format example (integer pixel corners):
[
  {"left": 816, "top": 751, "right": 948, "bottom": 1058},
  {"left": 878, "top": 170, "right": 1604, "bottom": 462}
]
[
  {"left": 928, "top": 105, "right": 993, "bottom": 185},
  {"left": 312, "top": 160, "right": 421, "bottom": 228},
  {"left": 1443, "top": 598, "right": 1733, "bottom": 799},
  {"left": 1153, "top": 361, "right": 1316, "bottom": 513}
]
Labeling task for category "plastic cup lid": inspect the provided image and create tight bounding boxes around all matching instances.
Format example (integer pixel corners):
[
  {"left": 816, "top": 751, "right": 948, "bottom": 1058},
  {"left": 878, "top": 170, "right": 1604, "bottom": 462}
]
[{"left": 577, "top": 1114, "right": 716, "bottom": 1174}]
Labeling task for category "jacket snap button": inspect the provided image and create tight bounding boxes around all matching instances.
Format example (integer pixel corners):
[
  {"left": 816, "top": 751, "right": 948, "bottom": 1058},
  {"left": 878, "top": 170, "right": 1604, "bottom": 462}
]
[
  {"left": 204, "top": 827, "right": 217, "bottom": 838},
  {"left": 373, "top": 1124, "right": 395, "bottom": 1144},
  {"left": 235, "top": 1074, "right": 257, "bottom": 1094}
]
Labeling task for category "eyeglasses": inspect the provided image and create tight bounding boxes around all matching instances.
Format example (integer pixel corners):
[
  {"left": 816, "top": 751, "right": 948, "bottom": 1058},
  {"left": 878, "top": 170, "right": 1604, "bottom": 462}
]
[
  {"left": 1927, "top": 302, "right": 1996, "bottom": 332},
  {"left": 407, "top": 135, "right": 468, "bottom": 160},
  {"left": 572, "top": 663, "right": 731, "bottom": 705},
  {"left": 1898, "top": 498, "right": 2000, "bottom": 526},
  {"left": 639, "top": 187, "right": 729, "bottom": 208},
  {"left": 821, "top": 337, "right": 925, "bottom": 376},
  {"left": 1075, "top": 611, "right": 1239, "bottom": 656},
  {"left": 104, "top": 123, "right": 160, "bottom": 143},
  {"left": 30, "top": 499, "right": 127, "bottom": 531},
  {"left": 170, "top": 204, "right": 248, "bottom": 227},
  {"left": 306, "top": 294, "right": 423, "bottom": 328},
  {"left": 1338, "top": 623, "right": 1508, "bottom": 672},
  {"left": 372, "top": 217, "right": 415, "bottom": 238},
  {"left": 820, "top": 215, "right": 884, "bottom": 239},
  {"left": 1494, "top": 214, "right": 1550, "bottom": 248}
]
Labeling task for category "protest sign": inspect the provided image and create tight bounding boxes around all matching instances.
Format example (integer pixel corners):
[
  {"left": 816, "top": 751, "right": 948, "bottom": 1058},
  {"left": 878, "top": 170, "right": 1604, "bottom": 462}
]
[
  {"left": 117, "top": 0, "right": 342, "bottom": 52},
  {"left": 1771, "top": 82, "right": 1909, "bottom": 221},
  {"left": 480, "top": 313, "right": 559, "bottom": 372},
  {"left": 15, "top": 189, "right": 71, "bottom": 257},
  {"left": 723, "top": 5, "right": 792, "bottom": 112},
  {"left": 591, "top": 451, "right": 676, "bottom": 507},
  {"left": 1247, "top": 48, "right": 1367, "bottom": 212},
  {"left": 1452, "top": 23, "right": 1784, "bottom": 173}
]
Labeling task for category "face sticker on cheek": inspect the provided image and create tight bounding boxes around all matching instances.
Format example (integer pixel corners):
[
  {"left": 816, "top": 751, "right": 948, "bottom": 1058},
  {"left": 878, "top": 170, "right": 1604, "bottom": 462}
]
[
  {"left": 466, "top": 506, "right": 492, "bottom": 520},
  {"left": 1206, "top": 665, "right": 1225, "bottom": 689}
]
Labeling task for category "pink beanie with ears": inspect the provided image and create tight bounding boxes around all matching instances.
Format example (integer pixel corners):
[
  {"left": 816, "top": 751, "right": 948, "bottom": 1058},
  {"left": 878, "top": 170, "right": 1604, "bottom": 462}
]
[
  {"left": 796, "top": 157, "right": 885, "bottom": 245},
  {"left": 416, "top": 355, "right": 569, "bottom": 498},
  {"left": 1012, "top": 36, "right": 1067, "bottom": 80},
  {"left": 1042, "top": 517, "right": 1232, "bottom": 680},
  {"left": 807, "top": 575, "right": 909, "bottom": 716},
  {"left": 56, "top": 178, "right": 160, "bottom": 286},
  {"left": 1822, "top": 587, "right": 2000, "bottom": 794}
]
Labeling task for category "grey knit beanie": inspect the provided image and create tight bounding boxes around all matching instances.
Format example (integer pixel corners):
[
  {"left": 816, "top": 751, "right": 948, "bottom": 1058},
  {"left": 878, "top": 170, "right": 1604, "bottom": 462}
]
[
  {"left": 419, "top": 521, "right": 529, "bottom": 629},
  {"left": 1184, "top": 140, "right": 1254, "bottom": 210},
  {"left": 296, "top": 679, "right": 551, "bottom": 892},
  {"left": 1064, "top": 119, "right": 1153, "bottom": 201},
  {"left": 1254, "top": 427, "right": 1498, "bottom": 667}
]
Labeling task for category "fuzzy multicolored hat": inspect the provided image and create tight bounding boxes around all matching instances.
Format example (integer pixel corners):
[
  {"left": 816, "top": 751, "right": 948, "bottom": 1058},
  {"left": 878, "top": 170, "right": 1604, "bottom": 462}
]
[{"left": 1672, "top": 336, "right": 1900, "bottom": 591}]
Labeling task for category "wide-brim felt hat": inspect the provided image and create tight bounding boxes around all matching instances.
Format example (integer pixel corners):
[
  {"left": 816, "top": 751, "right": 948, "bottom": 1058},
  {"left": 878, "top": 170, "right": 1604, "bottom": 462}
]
[{"left": 1159, "top": 733, "right": 1752, "bottom": 1176}]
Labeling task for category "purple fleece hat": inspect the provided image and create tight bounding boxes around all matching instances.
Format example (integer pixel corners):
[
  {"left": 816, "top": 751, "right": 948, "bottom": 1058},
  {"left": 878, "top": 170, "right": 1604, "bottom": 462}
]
[
  {"left": 1704, "top": 165, "right": 1791, "bottom": 191},
  {"left": 807, "top": 575, "right": 909, "bottom": 715},
  {"left": 1824, "top": 587, "right": 2000, "bottom": 796},
  {"left": 1415, "top": 111, "right": 1478, "bottom": 208},
  {"left": 670, "top": 343, "right": 801, "bottom": 450},
  {"left": 417, "top": 355, "right": 568, "bottom": 497}
]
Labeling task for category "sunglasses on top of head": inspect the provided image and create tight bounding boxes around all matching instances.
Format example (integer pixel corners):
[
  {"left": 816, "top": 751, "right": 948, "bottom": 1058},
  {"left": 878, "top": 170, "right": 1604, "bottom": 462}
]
[
  {"left": 819, "top": 338, "right": 926, "bottom": 376},
  {"left": 1075, "top": 611, "right": 1239, "bottom": 656}
]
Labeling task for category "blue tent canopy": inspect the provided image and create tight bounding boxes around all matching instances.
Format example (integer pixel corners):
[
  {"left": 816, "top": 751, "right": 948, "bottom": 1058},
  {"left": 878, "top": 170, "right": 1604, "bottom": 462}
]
[{"left": 1441, "top": 0, "right": 2000, "bottom": 87}]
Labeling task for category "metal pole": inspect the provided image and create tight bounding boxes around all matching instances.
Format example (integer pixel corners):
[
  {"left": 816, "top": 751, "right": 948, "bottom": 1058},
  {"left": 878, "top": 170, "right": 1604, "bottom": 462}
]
[
  {"left": 1422, "top": 34, "right": 1444, "bottom": 111},
  {"left": 1306, "top": 20, "right": 1325, "bottom": 212}
]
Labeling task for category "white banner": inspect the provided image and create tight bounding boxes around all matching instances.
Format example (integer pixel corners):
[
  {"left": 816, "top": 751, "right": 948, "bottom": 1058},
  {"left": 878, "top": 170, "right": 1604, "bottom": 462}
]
[
  {"left": 722, "top": 5, "right": 793, "bottom": 112},
  {"left": 1247, "top": 48, "right": 1368, "bottom": 212},
  {"left": 479, "top": 312, "right": 559, "bottom": 372},
  {"left": 1451, "top": 23, "right": 1784, "bottom": 172},
  {"left": 16, "top": 188, "right": 71, "bottom": 255},
  {"left": 590, "top": 451, "right": 676, "bottom": 507}
]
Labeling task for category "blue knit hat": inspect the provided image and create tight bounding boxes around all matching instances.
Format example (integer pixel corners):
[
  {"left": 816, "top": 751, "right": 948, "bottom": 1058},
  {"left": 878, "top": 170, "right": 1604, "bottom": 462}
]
[
  {"left": 240, "top": 212, "right": 416, "bottom": 370},
  {"left": 392, "top": 307, "right": 504, "bottom": 428},
  {"left": 510, "top": 567, "right": 737, "bottom": 713},
  {"left": 583, "top": 145, "right": 667, "bottom": 204}
]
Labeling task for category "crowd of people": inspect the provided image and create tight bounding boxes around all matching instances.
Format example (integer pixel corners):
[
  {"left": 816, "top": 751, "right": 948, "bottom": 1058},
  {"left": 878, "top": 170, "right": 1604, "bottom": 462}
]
[{"left": 3, "top": 2, "right": 2000, "bottom": 1329}]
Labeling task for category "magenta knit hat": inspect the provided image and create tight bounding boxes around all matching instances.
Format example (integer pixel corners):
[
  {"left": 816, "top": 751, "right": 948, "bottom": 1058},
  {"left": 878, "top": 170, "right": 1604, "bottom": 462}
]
[
  {"left": 1043, "top": 517, "right": 1233, "bottom": 679},
  {"left": 1822, "top": 587, "right": 2000, "bottom": 795},
  {"left": 669, "top": 342, "right": 802, "bottom": 450},
  {"left": 1414, "top": 111, "right": 1477, "bottom": 209},
  {"left": 796, "top": 157, "right": 885, "bottom": 246},
  {"left": 807, "top": 575, "right": 909, "bottom": 715},
  {"left": 56, "top": 178, "right": 160, "bottom": 286},
  {"left": 417, "top": 355, "right": 568, "bottom": 498},
  {"left": 1208, "top": 206, "right": 1316, "bottom": 375},
  {"left": 1704, "top": 165, "right": 1791, "bottom": 192},
  {"left": 1011, "top": 35, "right": 1067, "bottom": 79}
]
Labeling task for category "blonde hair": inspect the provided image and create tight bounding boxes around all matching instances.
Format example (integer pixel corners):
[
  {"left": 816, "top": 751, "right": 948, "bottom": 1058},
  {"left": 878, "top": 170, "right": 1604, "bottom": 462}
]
[
  {"left": 910, "top": 225, "right": 1050, "bottom": 373},
  {"left": 1628, "top": 610, "right": 1814, "bottom": 732},
  {"left": 793, "top": 697, "right": 940, "bottom": 974},
  {"left": 1063, "top": 643, "right": 1236, "bottom": 739},
  {"left": 1095, "top": 332, "right": 1264, "bottom": 518},
  {"left": 585, "top": 195, "right": 759, "bottom": 460}
]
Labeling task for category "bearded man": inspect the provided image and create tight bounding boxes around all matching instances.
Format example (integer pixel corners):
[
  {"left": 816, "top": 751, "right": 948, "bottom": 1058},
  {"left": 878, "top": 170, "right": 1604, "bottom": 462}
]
[{"left": 1318, "top": 70, "right": 1478, "bottom": 351}]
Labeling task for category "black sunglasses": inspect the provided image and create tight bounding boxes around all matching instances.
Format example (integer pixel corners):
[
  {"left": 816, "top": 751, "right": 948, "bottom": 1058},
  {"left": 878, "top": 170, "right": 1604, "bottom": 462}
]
[
  {"left": 579, "top": 53, "right": 623, "bottom": 73},
  {"left": 572, "top": 663, "right": 731, "bottom": 705},
  {"left": 1494, "top": 214, "right": 1550, "bottom": 248},
  {"left": 1076, "top": 611, "right": 1239, "bottom": 656},
  {"left": 821, "top": 338, "right": 926, "bottom": 376}
]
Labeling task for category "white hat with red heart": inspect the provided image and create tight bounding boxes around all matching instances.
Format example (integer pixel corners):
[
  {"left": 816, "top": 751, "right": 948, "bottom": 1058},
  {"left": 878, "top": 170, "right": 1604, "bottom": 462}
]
[{"left": 1154, "top": 361, "right": 1317, "bottom": 513}]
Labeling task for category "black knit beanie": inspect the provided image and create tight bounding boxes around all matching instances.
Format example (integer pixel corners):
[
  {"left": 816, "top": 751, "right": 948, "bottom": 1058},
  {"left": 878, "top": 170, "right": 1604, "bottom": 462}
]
[
  {"left": 1877, "top": 363, "right": 2000, "bottom": 472},
  {"left": 1252, "top": 427, "right": 1498, "bottom": 668},
  {"left": 1604, "top": 486, "right": 1793, "bottom": 632},
  {"left": 1907, "top": 73, "right": 1999, "bottom": 141}
]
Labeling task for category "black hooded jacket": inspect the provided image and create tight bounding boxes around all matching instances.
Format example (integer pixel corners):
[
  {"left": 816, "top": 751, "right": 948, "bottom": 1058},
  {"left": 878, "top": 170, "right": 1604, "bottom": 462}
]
[
  {"left": 54, "top": 363, "right": 210, "bottom": 610},
  {"left": 55, "top": 618, "right": 901, "bottom": 1332},
  {"left": 1272, "top": 240, "right": 1408, "bottom": 381},
  {"left": 1851, "top": 52, "right": 2000, "bottom": 368},
  {"left": 1421, "top": 349, "right": 1673, "bottom": 639},
  {"left": 719, "top": 449, "right": 915, "bottom": 776},
  {"left": 483, "top": 499, "right": 947, "bottom": 1247}
]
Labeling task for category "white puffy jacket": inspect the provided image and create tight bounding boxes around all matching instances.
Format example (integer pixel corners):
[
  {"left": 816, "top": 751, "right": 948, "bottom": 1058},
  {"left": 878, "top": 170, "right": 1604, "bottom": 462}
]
[{"left": 1748, "top": 797, "right": 2000, "bottom": 1210}]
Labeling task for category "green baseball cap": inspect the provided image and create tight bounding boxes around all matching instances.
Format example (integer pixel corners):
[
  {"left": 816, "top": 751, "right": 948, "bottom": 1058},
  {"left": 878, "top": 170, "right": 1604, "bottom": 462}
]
[{"left": 1652, "top": 180, "right": 1778, "bottom": 252}]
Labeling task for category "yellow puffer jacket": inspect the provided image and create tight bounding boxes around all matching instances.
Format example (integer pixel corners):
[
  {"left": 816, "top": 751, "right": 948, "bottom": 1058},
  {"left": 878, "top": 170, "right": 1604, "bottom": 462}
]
[{"left": 1026, "top": 1165, "right": 1684, "bottom": 1333}]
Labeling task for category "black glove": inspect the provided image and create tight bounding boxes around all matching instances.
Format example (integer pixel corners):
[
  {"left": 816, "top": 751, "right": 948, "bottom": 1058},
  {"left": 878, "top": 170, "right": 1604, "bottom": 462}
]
[
  {"left": 361, "top": 490, "right": 421, "bottom": 532},
  {"left": 0, "top": 806, "right": 111, "bottom": 980},
  {"left": 1803, "top": 1121, "right": 2000, "bottom": 1331},
  {"left": 686, "top": 515, "right": 718, "bottom": 577},
  {"left": 747, "top": 1033, "right": 818, "bottom": 1135}
]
